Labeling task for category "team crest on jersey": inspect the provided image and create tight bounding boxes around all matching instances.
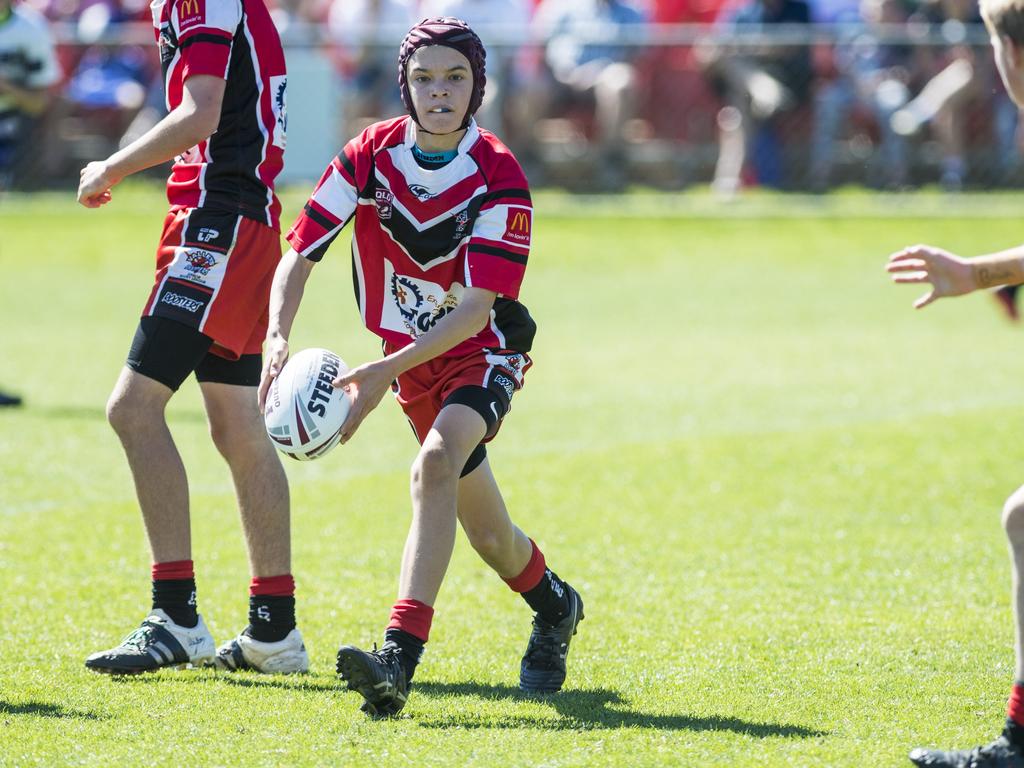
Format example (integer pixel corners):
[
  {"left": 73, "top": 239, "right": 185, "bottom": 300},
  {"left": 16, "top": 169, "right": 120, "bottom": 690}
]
[
  {"left": 391, "top": 274, "right": 424, "bottom": 322},
  {"left": 408, "top": 184, "right": 436, "bottom": 202},
  {"left": 386, "top": 269, "right": 462, "bottom": 337},
  {"left": 452, "top": 210, "right": 470, "bottom": 240},
  {"left": 503, "top": 207, "right": 531, "bottom": 245},
  {"left": 177, "top": 0, "right": 204, "bottom": 31},
  {"left": 376, "top": 189, "right": 394, "bottom": 220},
  {"left": 183, "top": 249, "right": 218, "bottom": 280}
]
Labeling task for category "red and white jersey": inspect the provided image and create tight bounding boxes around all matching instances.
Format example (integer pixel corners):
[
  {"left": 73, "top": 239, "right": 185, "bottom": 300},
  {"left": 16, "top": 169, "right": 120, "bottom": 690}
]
[
  {"left": 286, "top": 117, "right": 537, "bottom": 356},
  {"left": 151, "top": 0, "right": 287, "bottom": 229}
]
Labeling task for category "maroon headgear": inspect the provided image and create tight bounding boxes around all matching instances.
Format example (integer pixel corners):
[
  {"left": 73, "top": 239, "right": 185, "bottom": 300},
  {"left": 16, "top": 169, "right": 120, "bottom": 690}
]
[{"left": 398, "top": 17, "right": 486, "bottom": 132}]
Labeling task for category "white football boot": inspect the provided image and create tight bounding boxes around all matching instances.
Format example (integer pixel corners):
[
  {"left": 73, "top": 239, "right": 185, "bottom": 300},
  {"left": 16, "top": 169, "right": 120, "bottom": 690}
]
[
  {"left": 215, "top": 629, "right": 309, "bottom": 674},
  {"left": 85, "top": 609, "right": 216, "bottom": 674}
]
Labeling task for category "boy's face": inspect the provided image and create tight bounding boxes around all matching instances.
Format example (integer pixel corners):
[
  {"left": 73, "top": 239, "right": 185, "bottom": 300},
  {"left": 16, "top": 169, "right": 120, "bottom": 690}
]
[
  {"left": 991, "top": 32, "right": 1024, "bottom": 108},
  {"left": 406, "top": 45, "right": 474, "bottom": 135}
]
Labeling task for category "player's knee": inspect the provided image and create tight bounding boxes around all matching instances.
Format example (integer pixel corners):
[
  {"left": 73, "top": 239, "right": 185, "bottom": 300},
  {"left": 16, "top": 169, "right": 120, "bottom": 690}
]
[
  {"left": 208, "top": 414, "right": 266, "bottom": 464},
  {"left": 1004, "top": 490, "right": 1024, "bottom": 546},
  {"left": 106, "top": 388, "right": 155, "bottom": 436},
  {"left": 411, "top": 438, "right": 459, "bottom": 490}
]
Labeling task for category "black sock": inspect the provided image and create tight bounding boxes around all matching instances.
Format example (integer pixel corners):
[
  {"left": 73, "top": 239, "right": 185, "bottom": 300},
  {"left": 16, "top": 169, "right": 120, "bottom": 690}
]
[
  {"left": 247, "top": 595, "right": 296, "bottom": 643},
  {"left": 384, "top": 628, "right": 424, "bottom": 683},
  {"left": 1006, "top": 718, "right": 1024, "bottom": 748},
  {"left": 152, "top": 578, "right": 198, "bottom": 628},
  {"left": 521, "top": 568, "right": 571, "bottom": 625}
]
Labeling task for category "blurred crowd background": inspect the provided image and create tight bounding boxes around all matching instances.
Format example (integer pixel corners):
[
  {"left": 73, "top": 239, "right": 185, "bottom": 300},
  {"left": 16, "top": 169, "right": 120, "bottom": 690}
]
[{"left": 1, "top": 0, "right": 1019, "bottom": 193}]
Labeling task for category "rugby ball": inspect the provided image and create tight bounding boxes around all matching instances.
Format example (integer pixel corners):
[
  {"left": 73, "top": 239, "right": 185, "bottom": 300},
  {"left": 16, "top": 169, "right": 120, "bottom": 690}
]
[{"left": 264, "top": 348, "right": 350, "bottom": 461}]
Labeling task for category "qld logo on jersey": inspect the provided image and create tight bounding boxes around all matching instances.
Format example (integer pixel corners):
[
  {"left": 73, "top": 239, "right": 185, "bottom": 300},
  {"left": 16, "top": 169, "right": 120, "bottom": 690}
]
[
  {"left": 503, "top": 207, "right": 531, "bottom": 245},
  {"left": 375, "top": 189, "right": 394, "bottom": 220},
  {"left": 382, "top": 262, "right": 462, "bottom": 338}
]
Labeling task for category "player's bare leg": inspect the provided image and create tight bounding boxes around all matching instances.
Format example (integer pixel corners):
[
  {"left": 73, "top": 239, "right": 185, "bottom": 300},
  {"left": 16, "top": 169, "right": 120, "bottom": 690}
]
[
  {"left": 86, "top": 367, "right": 216, "bottom": 674},
  {"left": 456, "top": 457, "right": 532, "bottom": 577},
  {"left": 337, "top": 404, "right": 483, "bottom": 715},
  {"left": 457, "top": 456, "right": 584, "bottom": 693},
  {"left": 908, "top": 487, "right": 1024, "bottom": 766},
  {"left": 106, "top": 367, "right": 190, "bottom": 563},
  {"left": 1003, "top": 486, "right": 1024, "bottom": 684},
  {"left": 400, "top": 403, "right": 487, "bottom": 604},
  {"left": 200, "top": 381, "right": 290, "bottom": 577},
  {"left": 201, "top": 380, "right": 307, "bottom": 674}
]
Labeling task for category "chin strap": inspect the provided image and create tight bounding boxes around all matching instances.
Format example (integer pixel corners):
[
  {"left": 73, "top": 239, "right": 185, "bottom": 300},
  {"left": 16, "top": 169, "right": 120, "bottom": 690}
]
[{"left": 411, "top": 113, "right": 471, "bottom": 137}]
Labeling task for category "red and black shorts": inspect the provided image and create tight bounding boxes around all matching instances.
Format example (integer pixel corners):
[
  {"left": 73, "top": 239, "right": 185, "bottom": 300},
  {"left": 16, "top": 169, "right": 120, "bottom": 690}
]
[
  {"left": 129, "top": 208, "right": 281, "bottom": 391},
  {"left": 386, "top": 341, "right": 532, "bottom": 476}
]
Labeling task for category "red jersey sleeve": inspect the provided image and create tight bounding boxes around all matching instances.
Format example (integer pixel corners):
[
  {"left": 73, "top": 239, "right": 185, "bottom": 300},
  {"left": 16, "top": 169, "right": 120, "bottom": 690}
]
[
  {"left": 172, "top": 0, "right": 239, "bottom": 81},
  {"left": 286, "top": 131, "right": 371, "bottom": 262},
  {"left": 465, "top": 172, "right": 532, "bottom": 299}
]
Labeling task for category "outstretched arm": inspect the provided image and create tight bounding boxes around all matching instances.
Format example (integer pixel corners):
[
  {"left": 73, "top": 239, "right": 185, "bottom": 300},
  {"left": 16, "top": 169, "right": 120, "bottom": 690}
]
[
  {"left": 77, "top": 74, "right": 225, "bottom": 208},
  {"left": 887, "top": 243, "right": 1024, "bottom": 309},
  {"left": 257, "top": 248, "right": 316, "bottom": 411}
]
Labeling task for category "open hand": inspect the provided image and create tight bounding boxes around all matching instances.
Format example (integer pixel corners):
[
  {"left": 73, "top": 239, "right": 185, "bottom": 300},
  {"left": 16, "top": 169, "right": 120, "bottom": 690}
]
[{"left": 886, "top": 244, "right": 973, "bottom": 309}]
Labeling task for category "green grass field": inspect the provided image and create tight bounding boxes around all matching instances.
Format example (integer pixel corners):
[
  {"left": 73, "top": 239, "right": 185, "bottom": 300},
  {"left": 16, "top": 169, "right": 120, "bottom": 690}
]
[{"left": 5, "top": 185, "right": 1024, "bottom": 766}]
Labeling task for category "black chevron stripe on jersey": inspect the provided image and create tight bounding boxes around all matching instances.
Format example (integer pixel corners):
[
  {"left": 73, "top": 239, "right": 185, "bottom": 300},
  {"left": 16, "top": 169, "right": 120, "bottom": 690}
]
[{"left": 375, "top": 190, "right": 487, "bottom": 269}]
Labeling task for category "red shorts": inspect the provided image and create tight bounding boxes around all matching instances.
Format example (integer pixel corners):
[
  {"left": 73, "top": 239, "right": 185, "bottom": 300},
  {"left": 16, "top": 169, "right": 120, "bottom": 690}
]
[
  {"left": 143, "top": 208, "right": 281, "bottom": 359},
  {"left": 386, "top": 342, "right": 532, "bottom": 445}
]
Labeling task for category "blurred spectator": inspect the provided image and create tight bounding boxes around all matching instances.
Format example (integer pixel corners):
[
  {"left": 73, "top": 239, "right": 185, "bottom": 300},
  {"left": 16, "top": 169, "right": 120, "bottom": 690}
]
[
  {"left": 268, "top": 0, "right": 330, "bottom": 41},
  {"left": 418, "top": 0, "right": 533, "bottom": 137},
  {"left": 47, "top": 2, "right": 152, "bottom": 178},
  {"left": 891, "top": 0, "right": 1014, "bottom": 190},
  {"left": 698, "top": 0, "right": 813, "bottom": 194},
  {"left": 328, "top": 0, "right": 415, "bottom": 140},
  {"left": 530, "top": 0, "right": 647, "bottom": 189},
  {"left": 0, "top": 0, "right": 61, "bottom": 189},
  {"left": 809, "top": 0, "right": 913, "bottom": 190},
  {"left": 653, "top": 0, "right": 726, "bottom": 23}
]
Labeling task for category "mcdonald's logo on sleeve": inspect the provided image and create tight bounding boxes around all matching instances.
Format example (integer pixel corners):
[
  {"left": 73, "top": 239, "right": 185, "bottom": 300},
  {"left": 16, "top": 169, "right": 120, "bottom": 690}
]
[
  {"left": 177, "top": 0, "right": 205, "bottom": 30},
  {"left": 502, "top": 207, "right": 532, "bottom": 245}
]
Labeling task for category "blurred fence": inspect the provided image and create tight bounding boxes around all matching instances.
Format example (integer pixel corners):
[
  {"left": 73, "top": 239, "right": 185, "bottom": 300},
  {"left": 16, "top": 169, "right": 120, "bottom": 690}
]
[{"left": 18, "top": 21, "right": 1023, "bottom": 193}]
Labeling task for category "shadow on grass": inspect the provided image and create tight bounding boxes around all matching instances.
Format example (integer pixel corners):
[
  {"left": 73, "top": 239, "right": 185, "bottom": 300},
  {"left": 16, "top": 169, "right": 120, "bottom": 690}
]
[
  {"left": 109, "top": 671, "right": 339, "bottom": 694},
  {"left": 411, "top": 682, "right": 827, "bottom": 737},
  {"left": 0, "top": 700, "right": 107, "bottom": 720}
]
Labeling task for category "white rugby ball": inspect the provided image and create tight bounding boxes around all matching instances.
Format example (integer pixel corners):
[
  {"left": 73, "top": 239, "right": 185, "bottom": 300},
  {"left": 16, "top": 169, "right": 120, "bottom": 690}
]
[{"left": 264, "top": 347, "right": 350, "bottom": 461}]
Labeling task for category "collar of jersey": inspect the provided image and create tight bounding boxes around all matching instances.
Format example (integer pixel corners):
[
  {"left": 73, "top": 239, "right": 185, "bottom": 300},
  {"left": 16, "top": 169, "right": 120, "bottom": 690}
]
[{"left": 403, "top": 117, "right": 479, "bottom": 165}]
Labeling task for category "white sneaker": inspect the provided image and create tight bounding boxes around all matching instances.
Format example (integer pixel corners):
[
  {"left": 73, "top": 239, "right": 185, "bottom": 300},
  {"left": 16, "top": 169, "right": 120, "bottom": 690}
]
[
  {"left": 215, "top": 629, "right": 309, "bottom": 674},
  {"left": 85, "top": 609, "right": 216, "bottom": 674}
]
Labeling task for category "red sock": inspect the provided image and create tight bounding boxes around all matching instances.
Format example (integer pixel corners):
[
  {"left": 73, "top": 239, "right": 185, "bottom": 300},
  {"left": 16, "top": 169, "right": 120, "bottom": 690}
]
[
  {"left": 151, "top": 559, "right": 194, "bottom": 581},
  {"left": 150, "top": 560, "right": 197, "bottom": 627},
  {"left": 503, "top": 539, "right": 546, "bottom": 593},
  {"left": 249, "top": 574, "right": 295, "bottom": 596},
  {"left": 1008, "top": 683, "right": 1024, "bottom": 726},
  {"left": 386, "top": 599, "right": 434, "bottom": 643}
]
